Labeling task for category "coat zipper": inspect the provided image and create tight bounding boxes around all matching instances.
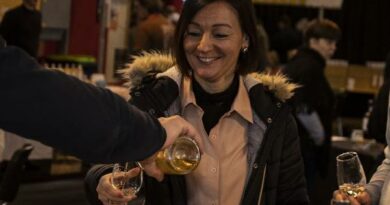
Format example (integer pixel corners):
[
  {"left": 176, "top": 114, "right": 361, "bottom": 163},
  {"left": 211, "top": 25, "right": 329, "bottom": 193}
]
[{"left": 257, "top": 164, "right": 267, "bottom": 205}]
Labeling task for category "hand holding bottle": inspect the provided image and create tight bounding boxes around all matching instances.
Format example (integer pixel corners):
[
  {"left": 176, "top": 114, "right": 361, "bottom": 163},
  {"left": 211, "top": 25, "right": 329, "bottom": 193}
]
[{"left": 159, "top": 115, "right": 204, "bottom": 150}]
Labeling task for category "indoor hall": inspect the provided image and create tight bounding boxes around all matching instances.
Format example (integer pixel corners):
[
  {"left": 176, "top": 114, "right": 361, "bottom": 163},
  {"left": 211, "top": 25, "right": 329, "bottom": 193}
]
[{"left": 1, "top": 0, "right": 390, "bottom": 205}]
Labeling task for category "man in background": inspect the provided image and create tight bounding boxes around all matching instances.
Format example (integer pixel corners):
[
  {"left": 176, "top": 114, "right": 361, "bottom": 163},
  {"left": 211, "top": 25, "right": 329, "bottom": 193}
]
[
  {"left": 368, "top": 52, "right": 390, "bottom": 144},
  {"left": 0, "top": 0, "right": 41, "bottom": 58},
  {"left": 283, "top": 19, "right": 341, "bottom": 200},
  {"left": 271, "top": 15, "right": 302, "bottom": 65},
  {"left": 132, "top": 0, "right": 174, "bottom": 53}
]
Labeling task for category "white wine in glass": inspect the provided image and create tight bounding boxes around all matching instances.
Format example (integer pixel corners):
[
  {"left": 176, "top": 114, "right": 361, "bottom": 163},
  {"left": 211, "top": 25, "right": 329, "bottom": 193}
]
[
  {"left": 111, "top": 162, "right": 143, "bottom": 197},
  {"left": 336, "top": 152, "right": 366, "bottom": 197}
]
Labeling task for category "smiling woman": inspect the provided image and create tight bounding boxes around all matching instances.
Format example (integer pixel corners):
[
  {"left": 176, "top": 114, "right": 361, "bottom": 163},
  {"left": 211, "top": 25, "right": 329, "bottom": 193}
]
[{"left": 86, "top": 0, "right": 309, "bottom": 205}]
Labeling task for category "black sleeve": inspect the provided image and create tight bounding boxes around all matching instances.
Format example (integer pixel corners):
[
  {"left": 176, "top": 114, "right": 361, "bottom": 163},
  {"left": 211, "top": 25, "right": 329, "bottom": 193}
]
[
  {"left": 0, "top": 12, "right": 13, "bottom": 43},
  {"left": 0, "top": 46, "right": 166, "bottom": 163},
  {"left": 368, "top": 81, "right": 390, "bottom": 144},
  {"left": 0, "top": 35, "right": 6, "bottom": 48}
]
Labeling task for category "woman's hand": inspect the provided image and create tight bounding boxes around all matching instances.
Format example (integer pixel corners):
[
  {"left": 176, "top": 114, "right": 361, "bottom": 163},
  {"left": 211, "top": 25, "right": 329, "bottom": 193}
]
[
  {"left": 333, "top": 190, "right": 372, "bottom": 205},
  {"left": 96, "top": 168, "right": 140, "bottom": 205}
]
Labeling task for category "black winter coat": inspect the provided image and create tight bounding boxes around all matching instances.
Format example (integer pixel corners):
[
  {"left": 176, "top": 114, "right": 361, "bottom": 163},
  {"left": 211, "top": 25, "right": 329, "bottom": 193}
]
[
  {"left": 368, "top": 81, "right": 390, "bottom": 144},
  {"left": 85, "top": 60, "right": 309, "bottom": 205}
]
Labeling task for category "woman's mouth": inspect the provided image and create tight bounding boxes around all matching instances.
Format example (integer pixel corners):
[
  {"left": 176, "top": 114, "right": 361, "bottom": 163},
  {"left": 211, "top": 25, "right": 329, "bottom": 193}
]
[{"left": 198, "top": 56, "right": 218, "bottom": 64}]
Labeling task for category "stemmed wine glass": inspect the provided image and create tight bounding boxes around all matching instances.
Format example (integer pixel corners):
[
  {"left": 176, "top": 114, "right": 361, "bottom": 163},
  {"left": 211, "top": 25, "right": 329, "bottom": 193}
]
[
  {"left": 111, "top": 161, "right": 144, "bottom": 203},
  {"left": 336, "top": 152, "right": 366, "bottom": 198}
]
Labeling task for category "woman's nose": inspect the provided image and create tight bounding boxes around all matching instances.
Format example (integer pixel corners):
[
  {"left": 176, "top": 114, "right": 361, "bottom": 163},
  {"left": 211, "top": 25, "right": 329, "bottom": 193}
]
[{"left": 197, "top": 34, "right": 212, "bottom": 52}]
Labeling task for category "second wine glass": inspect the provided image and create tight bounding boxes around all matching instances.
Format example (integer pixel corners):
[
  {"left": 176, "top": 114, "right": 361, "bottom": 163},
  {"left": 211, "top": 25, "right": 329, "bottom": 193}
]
[
  {"left": 336, "top": 151, "right": 366, "bottom": 197},
  {"left": 111, "top": 162, "right": 143, "bottom": 197}
]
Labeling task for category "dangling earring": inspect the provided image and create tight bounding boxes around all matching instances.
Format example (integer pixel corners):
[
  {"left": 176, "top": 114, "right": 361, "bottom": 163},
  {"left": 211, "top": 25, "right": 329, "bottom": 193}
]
[{"left": 242, "top": 47, "right": 248, "bottom": 54}]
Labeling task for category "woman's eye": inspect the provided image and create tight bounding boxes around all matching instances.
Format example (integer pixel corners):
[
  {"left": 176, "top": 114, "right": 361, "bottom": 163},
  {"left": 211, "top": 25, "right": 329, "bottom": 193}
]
[
  {"left": 214, "top": 33, "right": 229, "bottom": 38},
  {"left": 187, "top": 31, "right": 201, "bottom": 37}
]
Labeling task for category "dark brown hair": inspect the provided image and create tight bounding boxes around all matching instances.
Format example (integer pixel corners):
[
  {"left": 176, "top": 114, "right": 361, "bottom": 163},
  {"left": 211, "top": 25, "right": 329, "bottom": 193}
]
[
  {"left": 138, "top": 0, "right": 163, "bottom": 14},
  {"left": 304, "top": 19, "right": 341, "bottom": 45},
  {"left": 173, "top": 0, "right": 260, "bottom": 76}
]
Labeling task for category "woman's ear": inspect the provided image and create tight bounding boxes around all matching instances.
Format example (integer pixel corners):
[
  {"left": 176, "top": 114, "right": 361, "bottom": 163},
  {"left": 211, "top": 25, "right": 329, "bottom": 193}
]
[{"left": 242, "top": 34, "right": 249, "bottom": 49}]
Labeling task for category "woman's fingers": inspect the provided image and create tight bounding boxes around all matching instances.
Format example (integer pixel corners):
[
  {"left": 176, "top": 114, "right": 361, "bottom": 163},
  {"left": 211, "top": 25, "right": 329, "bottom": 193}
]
[
  {"left": 332, "top": 190, "right": 371, "bottom": 205},
  {"left": 125, "top": 167, "right": 141, "bottom": 178},
  {"left": 96, "top": 173, "right": 136, "bottom": 204},
  {"left": 333, "top": 190, "right": 348, "bottom": 201}
]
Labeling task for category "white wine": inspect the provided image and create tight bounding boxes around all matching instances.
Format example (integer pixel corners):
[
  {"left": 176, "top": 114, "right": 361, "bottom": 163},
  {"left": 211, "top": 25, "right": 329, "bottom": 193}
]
[
  {"left": 112, "top": 172, "right": 126, "bottom": 189},
  {"left": 111, "top": 163, "right": 143, "bottom": 196},
  {"left": 156, "top": 149, "right": 199, "bottom": 174},
  {"left": 339, "top": 183, "right": 365, "bottom": 197},
  {"left": 155, "top": 137, "right": 200, "bottom": 174},
  {"left": 112, "top": 182, "right": 138, "bottom": 196},
  {"left": 122, "top": 187, "right": 138, "bottom": 196},
  {"left": 171, "top": 154, "right": 199, "bottom": 172}
]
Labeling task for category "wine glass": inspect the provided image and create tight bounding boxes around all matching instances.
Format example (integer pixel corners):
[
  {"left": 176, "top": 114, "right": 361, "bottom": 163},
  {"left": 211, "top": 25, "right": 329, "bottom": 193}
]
[
  {"left": 336, "top": 152, "right": 366, "bottom": 197},
  {"left": 111, "top": 162, "right": 144, "bottom": 198}
]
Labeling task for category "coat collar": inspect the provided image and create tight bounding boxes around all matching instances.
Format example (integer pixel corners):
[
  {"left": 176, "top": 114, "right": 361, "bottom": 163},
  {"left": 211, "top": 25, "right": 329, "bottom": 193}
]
[{"left": 120, "top": 51, "right": 298, "bottom": 103}]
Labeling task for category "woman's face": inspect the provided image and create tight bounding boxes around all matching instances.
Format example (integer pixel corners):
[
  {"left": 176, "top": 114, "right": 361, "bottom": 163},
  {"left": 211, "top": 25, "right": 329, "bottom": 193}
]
[{"left": 183, "top": 1, "right": 248, "bottom": 86}]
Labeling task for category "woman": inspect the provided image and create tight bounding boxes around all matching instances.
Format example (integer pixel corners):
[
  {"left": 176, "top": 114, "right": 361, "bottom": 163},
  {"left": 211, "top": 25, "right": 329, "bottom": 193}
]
[{"left": 85, "top": 0, "right": 308, "bottom": 204}]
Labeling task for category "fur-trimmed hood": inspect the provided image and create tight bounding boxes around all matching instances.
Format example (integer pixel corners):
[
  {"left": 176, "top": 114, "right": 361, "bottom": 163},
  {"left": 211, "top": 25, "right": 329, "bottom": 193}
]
[{"left": 119, "top": 52, "right": 298, "bottom": 102}]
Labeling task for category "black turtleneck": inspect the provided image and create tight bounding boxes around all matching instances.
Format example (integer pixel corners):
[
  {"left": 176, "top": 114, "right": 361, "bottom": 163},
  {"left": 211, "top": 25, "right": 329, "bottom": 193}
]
[{"left": 192, "top": 75, "right": 239, "bottom": 134}]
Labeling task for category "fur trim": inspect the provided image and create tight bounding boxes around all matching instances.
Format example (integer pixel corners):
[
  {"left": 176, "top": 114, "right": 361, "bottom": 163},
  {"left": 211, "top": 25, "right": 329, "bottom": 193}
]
[
  {"left": 119, "top": 52, "right": 298, "bottom": 101},
  {"left": 118, "top": 51, "right": 174, "bottom": 89},
  {"left": 249, "top": 72, "right": 299, "bottom": 102}
]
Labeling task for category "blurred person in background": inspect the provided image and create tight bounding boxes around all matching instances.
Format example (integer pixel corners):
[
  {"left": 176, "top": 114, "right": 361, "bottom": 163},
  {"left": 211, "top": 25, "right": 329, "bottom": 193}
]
[
  {"left": 132, "top": 0, "right": 175, "bottom": 53},
  {"left": 283, "top": 19, "right": 341, "bottom": 200},
  {"left": 254, "top": 19, "right": 270, "bottom": 73},
  {"left": 165, "top": 5, "right": 180, "bottom": 26},
  {"left": 128, "top": 0, "right": 148, "bottom": 53},
  {"left": 0, "top": 0, "right": 41, "bottom": 58},
  {"left": 368, "top": 52, "right": 390, "bottom": 144},
  {"left": 270, "top": 15, "right": 302, "bottom": 65}
]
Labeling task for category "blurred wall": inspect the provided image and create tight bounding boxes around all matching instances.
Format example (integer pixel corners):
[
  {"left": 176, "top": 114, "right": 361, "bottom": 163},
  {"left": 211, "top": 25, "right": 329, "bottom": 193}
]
[{"left": 68, "top": 0, "right": 100, "bottom": 59}]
